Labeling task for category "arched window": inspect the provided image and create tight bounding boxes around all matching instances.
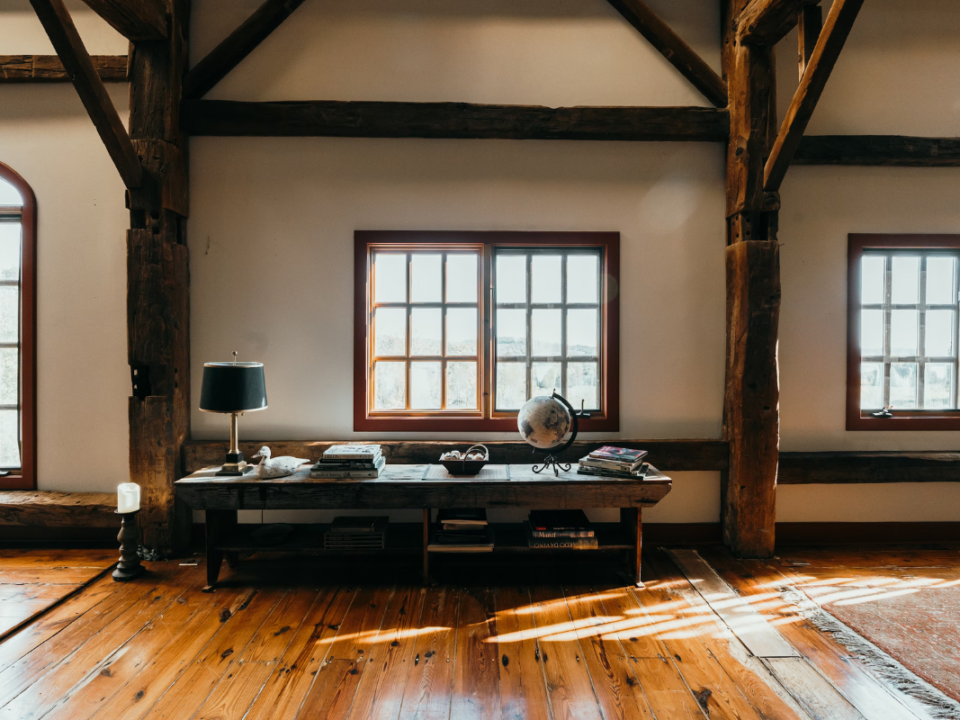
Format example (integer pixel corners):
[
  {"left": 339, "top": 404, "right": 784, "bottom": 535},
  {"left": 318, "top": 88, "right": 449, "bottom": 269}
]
[{"left": 0, "top": 163, "right": 36, "bottom": 489}]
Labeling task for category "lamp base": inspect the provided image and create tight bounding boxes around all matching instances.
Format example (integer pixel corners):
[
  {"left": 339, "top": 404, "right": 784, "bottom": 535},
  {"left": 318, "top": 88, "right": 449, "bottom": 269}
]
[{"left": 216, "top": 451, "right": 253, "bottom": 476}]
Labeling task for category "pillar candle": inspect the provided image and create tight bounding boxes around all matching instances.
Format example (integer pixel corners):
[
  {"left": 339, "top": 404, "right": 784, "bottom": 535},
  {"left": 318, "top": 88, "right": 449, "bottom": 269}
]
[{"left": 117, "top": 483, "right": 140, "bottom": 513}]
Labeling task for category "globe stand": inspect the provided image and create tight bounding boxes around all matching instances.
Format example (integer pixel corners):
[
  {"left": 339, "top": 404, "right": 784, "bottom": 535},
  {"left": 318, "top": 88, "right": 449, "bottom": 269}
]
[{"left": 530, "top": 392, "right": 590, "bottom": 477}]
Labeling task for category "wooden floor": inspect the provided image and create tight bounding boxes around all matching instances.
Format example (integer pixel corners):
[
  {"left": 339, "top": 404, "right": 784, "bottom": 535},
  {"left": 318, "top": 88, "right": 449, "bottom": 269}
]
[{"left": 0, "top": 546, "right": 956, "bottom": 720}]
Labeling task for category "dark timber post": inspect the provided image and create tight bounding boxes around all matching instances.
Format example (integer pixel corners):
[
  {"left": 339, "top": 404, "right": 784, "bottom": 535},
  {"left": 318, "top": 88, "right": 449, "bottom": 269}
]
[
  {"left": 127, "top": 0, "right": 191, "bottom": 552},
  {"left": 721, "top": 0, "right": 781, "bottom": 557}
]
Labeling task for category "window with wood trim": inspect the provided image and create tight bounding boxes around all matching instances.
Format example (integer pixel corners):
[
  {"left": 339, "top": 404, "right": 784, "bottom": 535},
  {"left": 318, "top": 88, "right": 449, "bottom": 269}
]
[
  {"left": 355, "top": 231, "right": 619, "bottom": 432},
  {"left": 0, "top": 163, "right": 37, "bottom": 488},
  {"left": 847, "top": 234, "right": 960, "bottom": 431}
]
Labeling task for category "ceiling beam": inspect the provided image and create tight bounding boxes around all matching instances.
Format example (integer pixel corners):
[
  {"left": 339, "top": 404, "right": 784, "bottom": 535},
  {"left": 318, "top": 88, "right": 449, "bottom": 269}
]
[
  {"left": 737, "top": 0, "right": 807, "bottom": 46},
  {"left": 183, "top": 0, "right": 307, "bottom": 100},
  {"left": 0, "top": 54, "right": 127, "bottom": 83},
  {"left": 78, "top": 0, "right": 167, "bottom": 41},
  {"left": 180, "top": 100, "right": 730, "bottom": 141},
  {"left": 28, "top": 0, "right": 142, "bottom": 188},
  {"left": 763, "top": 0, "right": 864, "bottom": 192},
  {"left": 795, "top": 135, "right": 960, "bottom": 166},
  {"left": 606, "top": 0, "right": 727, "bottom": 108}
]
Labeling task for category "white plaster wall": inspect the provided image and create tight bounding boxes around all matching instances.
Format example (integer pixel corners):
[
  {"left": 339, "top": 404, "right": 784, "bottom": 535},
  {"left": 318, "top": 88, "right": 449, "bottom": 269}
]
[{"left": 0, "top": 2, "right": 130, "bottom": 493}]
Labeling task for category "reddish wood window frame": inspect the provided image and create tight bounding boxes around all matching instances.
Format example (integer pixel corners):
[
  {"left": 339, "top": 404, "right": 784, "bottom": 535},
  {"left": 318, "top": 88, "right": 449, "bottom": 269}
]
[
  {"left": 354, "top": 231, "right": 620, "bottom": 432},
  {"left": 0, "top": 162, "right": 37, "bottom": 488},
  {"left": 847, "top": 233, "right": 960, "bottom": 431}
]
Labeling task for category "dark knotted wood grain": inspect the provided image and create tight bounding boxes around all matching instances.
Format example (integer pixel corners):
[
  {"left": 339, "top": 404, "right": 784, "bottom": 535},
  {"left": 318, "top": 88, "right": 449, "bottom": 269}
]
[
  {"left": 779, "top": 451, "right": 960, "bottom": 484},
  {"left": 0, "top": 492, "right": 116, "bottom": 527},
  {"left": 181, "top": 438, "right": 728, "bottom": 474},
  {"left": 179, "top": 100, "right": 731, "bottom": 141},
  {"left": 737, "top": 0, "right": 806, "bottom": 46},
  {"left": 183, "top": 0, "right": 308, "bottom": 100},
  {"left": 605, "top": 0, "right": 728, "bottom": 108},
  {"left": 27, "top": 0, "right": 142, "bottom": 189},
  {"left": 0, "top": 55, "right": 127, "bottom": 83},
  {"left": 794, "top": 135, "right": 960, "bottom": 166},
  {"left": 798, "top": 4, "right": 823, "bottom": 79},
  {"left": 79, "top": 0, "right": 167, "bottom": 40},
  {"left": 764, "top": 0, "right": 865, "bottom": 191},
  {"left": 723, "top": 241, "right": 780, "bottom": 558}
]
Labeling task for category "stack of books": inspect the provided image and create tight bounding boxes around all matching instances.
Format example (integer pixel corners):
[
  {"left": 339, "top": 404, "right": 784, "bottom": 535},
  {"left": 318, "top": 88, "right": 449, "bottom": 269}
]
[
  {"left": 310, "top": 444, "right": 385, "bottom": 479},
  {"left": 427, "top": 509, "right": 494, "bottom": 552},
  {"left": 526, "top": 510, "right": 598, "bottom": 549},
  {"left": 324, "top": 516, "right": 388, "bottom": 549},
  {"left": 577, "top": 446, "right": 649, "bottom": 479}
]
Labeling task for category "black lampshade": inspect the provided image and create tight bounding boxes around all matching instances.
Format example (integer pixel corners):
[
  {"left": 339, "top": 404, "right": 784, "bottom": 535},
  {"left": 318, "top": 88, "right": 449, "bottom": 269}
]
[{"left": 199, "top": 362, "right": 268, "bottom": 413}]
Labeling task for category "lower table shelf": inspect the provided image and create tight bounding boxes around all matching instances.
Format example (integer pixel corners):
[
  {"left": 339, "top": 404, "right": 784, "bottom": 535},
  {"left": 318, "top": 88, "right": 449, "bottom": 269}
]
[{"left": 214, "top": 522, "right": 631, "bottom": 554}]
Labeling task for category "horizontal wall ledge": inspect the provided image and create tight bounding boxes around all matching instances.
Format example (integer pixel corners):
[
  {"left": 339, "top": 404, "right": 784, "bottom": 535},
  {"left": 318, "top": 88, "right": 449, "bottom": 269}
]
[
  {"left": 794, "top": 135, "right": 960, "bottom": 166},
  {"left": 179, "top": 100, "right": 730, "bottom": 141},
  {"left": 779, "top": 451, "right": 960, "bottom": 484},
  {"left": 0, "top": 491, "right": 117, "bottom": 528},
  {"left": 182, "top": 439, "right": 729, "bottom": 475}
]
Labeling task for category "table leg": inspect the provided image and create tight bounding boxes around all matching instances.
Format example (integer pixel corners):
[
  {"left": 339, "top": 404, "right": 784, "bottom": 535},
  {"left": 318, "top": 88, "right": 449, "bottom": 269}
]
[
  {"left": 621, "top": 507, "right": 643, "bottom": 588},
  {"left": 422, "top": 509, "right": 430, "bottom": 585},
  {"left": 204, "top": 509, "right": 236, "bottom": 591}
]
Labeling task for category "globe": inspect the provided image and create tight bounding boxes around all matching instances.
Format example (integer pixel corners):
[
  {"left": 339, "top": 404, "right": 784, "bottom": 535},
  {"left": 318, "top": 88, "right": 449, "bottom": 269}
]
[{"left": 518, "top": 395, "right": 572, "bottom": 449}]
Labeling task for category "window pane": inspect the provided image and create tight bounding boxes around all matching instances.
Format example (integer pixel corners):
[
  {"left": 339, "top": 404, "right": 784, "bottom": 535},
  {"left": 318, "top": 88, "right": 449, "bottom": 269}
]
[
  {"left": 410, "top": 362, "right": 441, "bottom": 409},
  {"left": 374, "top": 308, "right": 405, "bottom": 356},
  {"left": 926, "top": 257, "right": 956, "bottom": 305},
  {"left": 531, "top": 362, "right": 561, "bottom": 396},
  {"left": 496, "top": 309, "right": 526, "bottom": 357},
  {"left": 890, "top": 309, "right": 918, "bottom": 357},
  {"left": 0, "top": 223, "right": 21, "bottom": 282},
  {"left": 496, "top": 362, "right": 526, "bottom": 409},
  {"left": 446, "top": 254, "right": 477, "bottom": 303},
  {"left": 923, "top": 363, "right": 954, "bottom": 409},
  {"left": 567, "top": 309, "right": 598, "bottom": 357},
  {"left": 531, "top": 256, "right": 561, "bottom": 303},
  {"left": 567, "top": 254, "right": 599, "bottom": 304},
  {"left": 860, "top": 309, "right": 884, "bottom": 357},
  {"left": 531, "top": 309, "right": 561, "bottom": 356},
  {"left": 891, "top": 256, "right": 920, "bottom": 304},
  {"left": 446, "top": 361, "right": 477, "bottom": 409},
  {"left": 374, "top": 254, "right": 406, "bottom": 303},
  {"left": 889, "top": 363, "right": 918, "bottom": 408},
  {"left": 925, "top": 310, "right": 955, "bottom": 357},
  {"left": 0, "top": 286, "right": 18, "bottom": 343},
  {"left": 374, "top": 362, "right": 405, "bottom": 410},
  {"left": 860, "top": 362, "right": 883, "bottom": 410},
  {"left": 0, "top": 409, "right": 19, "bottom": 468},
  {"left": 0, "top": 348, "right": 16, "bottom": 405},
  {"left": 861, "top": 255, "right": 885, "bottom": 304},
  {"left": 496, "top": 255, "right": 526, "bottom": 303},
  {"left": 568, "top": 362, "right": 598, "bottom": 411},
  {"left": 410, "top": 308, "right": 441, "bottom": 356},
  {"left": 0, "top": 178, "right": 21, "bottom": 206},
  {"left": 446, "top": 308, "right": 477, "bottom": 356},
  {"left": 411, "top": 254, "right": 441, "bottom": 302}
]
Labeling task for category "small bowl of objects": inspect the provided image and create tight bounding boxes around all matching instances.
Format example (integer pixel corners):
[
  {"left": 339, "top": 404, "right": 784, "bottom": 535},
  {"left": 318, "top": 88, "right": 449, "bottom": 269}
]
[{"left": 440, "top": 444, "right": 489, "bottom": 476}]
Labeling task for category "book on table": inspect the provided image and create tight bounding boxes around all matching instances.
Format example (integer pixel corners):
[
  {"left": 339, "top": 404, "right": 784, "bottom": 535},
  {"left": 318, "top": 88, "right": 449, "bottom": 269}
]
[
  {"left": 582, "top": 446, "right": 647, "bottom": 472},
  {"left": 576, "top": 462, "right": 649, "bottom": 480},
  {"left": 311, "top": 448, "right": 385, "bottom": 478}
]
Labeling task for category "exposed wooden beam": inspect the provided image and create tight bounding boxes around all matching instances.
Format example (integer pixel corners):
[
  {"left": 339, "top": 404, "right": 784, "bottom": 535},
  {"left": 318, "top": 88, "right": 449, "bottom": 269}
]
[
  {"left": 763, "top": 0, "right": 864, "bottom": 192},
  {"left": 78, "top": 0, "right": 167, "bottom": 41},
  {"left": 27, "top": 0, "right": 142, "bottom": 189},
  {"left": 0, "top": 491, "right": 116, "bottom": 527},
  {"left": 183, "top": 0, "right": 307, "bottom": 100},
  {"left": 798, "top": 3, "right": 823, "bottom": 79},
  {"left": 779, "top": 451, "right": 960, "bottom": 484},
  {"left": 0, "top": 54, "right": 127, "bottom": 83},
  {"left": 180, "top": 100, "right": 730, "bottom": 141},
  {"left": 795, "top": 135, "right": 960, "bottom": 166},
  {"left": 606, "top": 0, "right": 727, "bottom": 107},
  {"left": 737, "top": 0, "right": 806, "bottom": 46}
]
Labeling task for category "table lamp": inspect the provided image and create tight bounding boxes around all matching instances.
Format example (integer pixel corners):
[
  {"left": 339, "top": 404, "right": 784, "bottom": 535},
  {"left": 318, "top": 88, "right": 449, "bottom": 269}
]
[{"left": 200, "top": 352, "right": 267, "bottom": 475}]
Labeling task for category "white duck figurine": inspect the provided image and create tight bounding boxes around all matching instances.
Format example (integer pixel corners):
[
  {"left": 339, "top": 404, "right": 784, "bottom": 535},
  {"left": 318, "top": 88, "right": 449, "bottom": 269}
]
[{"left": 253, "top": 446, "right": 309, "bottom": 479}]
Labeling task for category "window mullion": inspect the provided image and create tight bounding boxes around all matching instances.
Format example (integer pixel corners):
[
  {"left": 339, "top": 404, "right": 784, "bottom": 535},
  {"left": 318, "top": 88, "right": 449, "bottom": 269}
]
[
  {"left": 405, "top": 253, "right": 411, "bottom": 411},
  {"left": 525, "top": 253, "right": 532, "bottom": 402},
  {"left": 441, "top": 252, "right": 447, "bottom": 411},
  {"left": 883, "top": 254, "right": 892, "bottom": 407}
]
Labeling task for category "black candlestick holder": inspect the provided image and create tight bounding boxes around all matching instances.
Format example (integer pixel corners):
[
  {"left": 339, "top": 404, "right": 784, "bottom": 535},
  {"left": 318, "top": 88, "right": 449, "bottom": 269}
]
[{"left": 112, "top": 510, "right": 145, "bottom": 581}]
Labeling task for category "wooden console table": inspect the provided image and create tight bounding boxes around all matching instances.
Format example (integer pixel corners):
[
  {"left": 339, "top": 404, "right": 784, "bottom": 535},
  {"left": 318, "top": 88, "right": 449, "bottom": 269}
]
[{"left": 174, "top": 464, "right": 672, "bottom": 588}]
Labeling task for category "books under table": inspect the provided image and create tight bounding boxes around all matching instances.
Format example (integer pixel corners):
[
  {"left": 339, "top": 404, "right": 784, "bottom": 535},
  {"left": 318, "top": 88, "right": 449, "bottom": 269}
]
[
  {"left": 527, "top": 509, "right": 594, "bottom": 538},
  {"left": 324, "top": 515, "right": 388, "bottom": 549},
  {"left": 310, "top": 451, "right": 385, "bottom": 479},
  {"left": 428, "top": 509, "right": 494, "bottom": 552}
]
